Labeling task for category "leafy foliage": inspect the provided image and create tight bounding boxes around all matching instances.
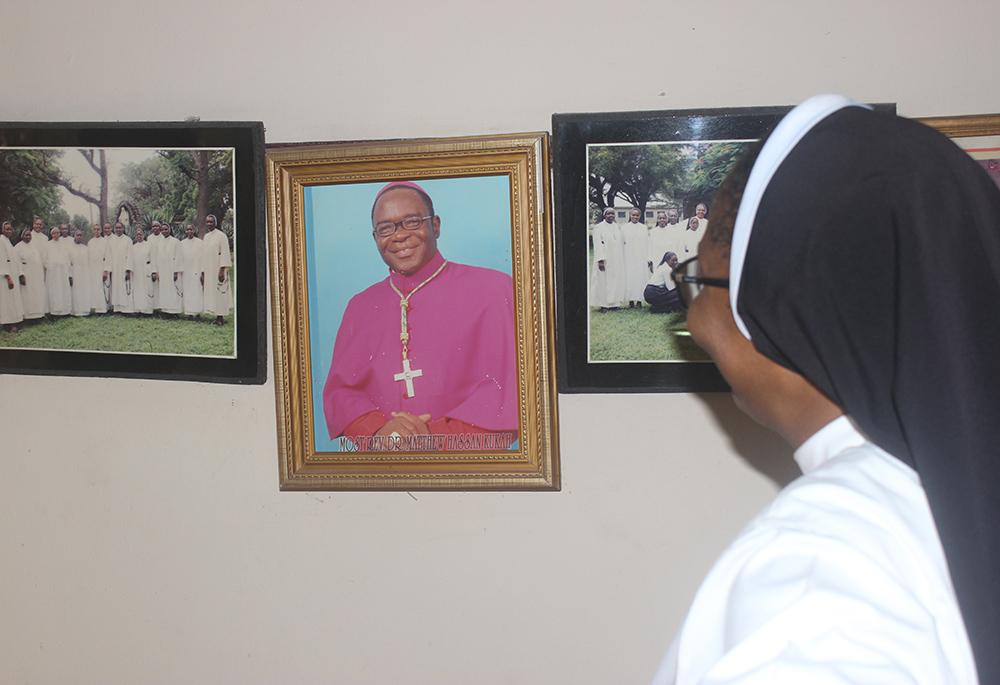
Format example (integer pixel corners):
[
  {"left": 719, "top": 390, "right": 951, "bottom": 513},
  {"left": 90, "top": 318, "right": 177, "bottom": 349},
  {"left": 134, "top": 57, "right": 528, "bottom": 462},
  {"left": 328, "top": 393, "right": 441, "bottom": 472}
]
[
  {"left": 588, "top": 141, "right": 754, "bottom": 220},
  {"left": 0, "top": 150, "right": 64, "bottom": 228},
  {"left": 685, "top": 142, "right": 754, "bottom": 210},
  {"left": 589, "top": 144, "right": 684, "bottom": 215}
]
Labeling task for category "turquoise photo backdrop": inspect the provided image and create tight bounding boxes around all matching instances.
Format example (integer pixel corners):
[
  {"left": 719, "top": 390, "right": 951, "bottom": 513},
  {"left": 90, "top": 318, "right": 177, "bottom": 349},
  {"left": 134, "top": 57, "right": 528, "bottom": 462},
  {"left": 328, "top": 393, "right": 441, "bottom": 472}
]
[{"left": 305, "top": 175, "right": 513, "bottom": 453}]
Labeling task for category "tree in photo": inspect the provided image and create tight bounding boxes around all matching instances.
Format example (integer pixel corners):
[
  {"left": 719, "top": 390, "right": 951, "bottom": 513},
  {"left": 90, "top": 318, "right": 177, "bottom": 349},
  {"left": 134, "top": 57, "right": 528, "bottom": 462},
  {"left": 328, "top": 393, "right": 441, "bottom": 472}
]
[
  {"left": 154, "top": 149, "right": 234, "bottom": 238},
  {"left": 589, "top": 144, "right": 684, "bottom": 217},
  {"left": 0, "top": 148, "right": 110, "bottom": 227},
  {"left": 0, "top": 150, "right": 65, "bottom": 229},
  {"left": 684, "top": 142, "right": 754, "bottom": 214}
]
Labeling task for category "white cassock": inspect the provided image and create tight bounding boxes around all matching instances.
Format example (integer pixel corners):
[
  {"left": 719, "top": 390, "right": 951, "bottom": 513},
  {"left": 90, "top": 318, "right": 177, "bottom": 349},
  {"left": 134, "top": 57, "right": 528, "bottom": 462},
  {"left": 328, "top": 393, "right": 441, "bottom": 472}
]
[
  {"left": 106, "top": 234, "right": 133, "bottom": 312},
  {"left": 44, "top": 238, "right": 72, "bottom": 316},
  {"left": 14, "top": 240, "right": 45, "bottom": 319},
  {"left": 130, "top": 240, "right": 154, "bottom": 314},
  {"left": 147, "top": 233, "right": 162, "bottom": 310},
  {"left": 653, "top": 417, "right": 977, "bottom": 685},
  {"left": 201, "top": 228, "right": 232, "bottom": 318},
  {"left": 678, "top": 220, "right": 705, "bottom": 259},
  {"left": 0, "top": 234, "right": 25, "bottom": 326},
  {"left": 648, "top": 222, "right": 683, "bottom": 269},
  {"left": 68, "top": 241, "right": 92, "bottom": 317},
  {"left": 590, "top": 220, "right": 625, "bottom": 308},
  {"left": 153, "top": 235, "right": 183, "bottom": 314},
  {"left": 87, "top": 235, "right": 109, "bottom": 313},
  {"left": 621, "top": 220, "right": 649, "bottom": 302},
  {"left": 177, "top": 236, "right": 205, "bottom": 315}
]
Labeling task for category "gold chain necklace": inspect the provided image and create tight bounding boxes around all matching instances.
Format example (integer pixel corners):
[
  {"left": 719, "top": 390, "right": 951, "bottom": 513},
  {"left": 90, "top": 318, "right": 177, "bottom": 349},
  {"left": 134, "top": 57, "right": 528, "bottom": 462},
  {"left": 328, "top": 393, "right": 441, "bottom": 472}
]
[{"left": 388, "top": 260, "right": 448, "bottom": 397}]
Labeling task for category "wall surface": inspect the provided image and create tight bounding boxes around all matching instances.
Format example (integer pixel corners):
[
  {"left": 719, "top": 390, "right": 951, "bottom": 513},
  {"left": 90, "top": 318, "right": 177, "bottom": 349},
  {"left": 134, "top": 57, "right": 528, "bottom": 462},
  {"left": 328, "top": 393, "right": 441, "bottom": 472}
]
[{"left": 2, "top": 1, "right": 997, "bottom": 683}]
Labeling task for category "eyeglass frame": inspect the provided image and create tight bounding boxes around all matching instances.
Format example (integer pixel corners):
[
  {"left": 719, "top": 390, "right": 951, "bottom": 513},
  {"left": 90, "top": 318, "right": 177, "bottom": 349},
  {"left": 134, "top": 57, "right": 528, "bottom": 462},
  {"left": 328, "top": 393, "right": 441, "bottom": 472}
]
[
  {"left": 372, "top": 215, "right": 435, "bottom": 238},
  {"left": 671, "top": 255, "right": 730, "bottom": 309}
]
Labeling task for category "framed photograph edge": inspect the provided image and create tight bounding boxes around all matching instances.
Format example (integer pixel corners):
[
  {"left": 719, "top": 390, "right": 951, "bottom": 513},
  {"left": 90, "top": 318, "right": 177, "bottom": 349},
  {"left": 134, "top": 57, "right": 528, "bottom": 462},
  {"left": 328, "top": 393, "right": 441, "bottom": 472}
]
[
  {"left": 0, "top": 120, "right": 267, "bottom": 384},
  {"left": 551, "top": 103, "right": 895, "bottom": 394},
  {"left": 265, "top": 132, "right": 560, "bottom": 491},
  {"left": 917, "top": 113, "right": 1000, "bottom": 138}
]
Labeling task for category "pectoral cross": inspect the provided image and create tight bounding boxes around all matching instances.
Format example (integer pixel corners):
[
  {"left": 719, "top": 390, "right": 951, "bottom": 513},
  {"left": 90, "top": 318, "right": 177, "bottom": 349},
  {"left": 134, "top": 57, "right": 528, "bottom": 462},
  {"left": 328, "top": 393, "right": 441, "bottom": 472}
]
[{"left": 394, "top": 358, "right": 423, "bottom": 398}]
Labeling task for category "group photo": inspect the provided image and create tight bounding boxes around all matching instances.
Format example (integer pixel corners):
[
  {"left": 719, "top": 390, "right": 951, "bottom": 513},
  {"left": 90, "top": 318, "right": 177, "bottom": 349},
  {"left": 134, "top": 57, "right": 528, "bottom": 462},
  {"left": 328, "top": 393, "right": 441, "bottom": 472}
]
[
  {"left": 586, "top": 139, "right": 754, "bottom": 364},
  {"left": 0, "top": 146, "right": 236, "bottom": 357}
]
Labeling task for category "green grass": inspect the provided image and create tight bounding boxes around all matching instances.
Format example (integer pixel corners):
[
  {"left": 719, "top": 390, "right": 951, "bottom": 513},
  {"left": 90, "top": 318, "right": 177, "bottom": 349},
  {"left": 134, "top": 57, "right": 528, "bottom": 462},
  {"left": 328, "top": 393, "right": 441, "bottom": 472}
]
[
  {"left": 589, "top": 306, "right": 710, "bottom": 362},
  {"left": 0, "top": 313, "right": 234, "bottom": 356}
]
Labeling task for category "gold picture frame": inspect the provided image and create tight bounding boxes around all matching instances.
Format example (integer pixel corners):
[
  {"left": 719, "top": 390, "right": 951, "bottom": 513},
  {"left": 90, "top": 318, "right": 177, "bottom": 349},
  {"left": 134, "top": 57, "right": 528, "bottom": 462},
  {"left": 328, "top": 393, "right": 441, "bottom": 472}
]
[
  {"left": 266, "top": 133, "right": 559, "bottom": 490},
  {"left": 918, "top": 113, "right": 1000, "bottom": 139},
  {"left": 919, "top": 113, "right": 1000, "bottom": 168}
]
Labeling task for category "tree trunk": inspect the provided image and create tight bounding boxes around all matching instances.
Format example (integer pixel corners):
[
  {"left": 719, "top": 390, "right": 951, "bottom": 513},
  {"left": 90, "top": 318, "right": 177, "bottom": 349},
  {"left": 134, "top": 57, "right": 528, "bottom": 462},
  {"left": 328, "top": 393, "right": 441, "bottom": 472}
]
[
  {"left": 193, "top": 150, "right": 210, "bottom": 236},
  {"left": 98, "top": 150, "right": 108, "bottom": 226}
]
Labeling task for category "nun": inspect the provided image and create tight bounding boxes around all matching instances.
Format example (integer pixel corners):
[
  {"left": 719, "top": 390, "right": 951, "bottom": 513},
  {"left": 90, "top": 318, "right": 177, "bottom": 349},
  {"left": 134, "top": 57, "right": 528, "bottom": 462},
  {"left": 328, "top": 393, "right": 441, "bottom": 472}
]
[{"left": 655, "top": 95, "right": 997, "bottom": 684}]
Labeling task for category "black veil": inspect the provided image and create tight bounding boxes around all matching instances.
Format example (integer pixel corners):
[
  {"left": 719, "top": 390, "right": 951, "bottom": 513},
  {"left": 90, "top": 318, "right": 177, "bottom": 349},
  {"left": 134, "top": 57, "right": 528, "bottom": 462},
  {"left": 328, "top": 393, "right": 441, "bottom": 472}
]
[{"left": 734, "top": 101, "right": 1000, "bottom": 683}]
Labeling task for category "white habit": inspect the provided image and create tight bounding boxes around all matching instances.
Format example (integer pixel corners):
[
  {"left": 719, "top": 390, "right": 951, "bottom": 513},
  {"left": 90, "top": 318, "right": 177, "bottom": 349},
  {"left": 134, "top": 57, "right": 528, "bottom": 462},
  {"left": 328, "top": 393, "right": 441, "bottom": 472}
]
[
  {"left": 647, "top": 222, "right": 679, "bottom": 268},
  {"left": 678, "top": 220, "right": 705, "bottom": 259},
  {"left": 86, "top": 234, "right": 108, "bottom": 313},
  {"left": 621, "top": 220, "right": 650, "bottom": 302},
  {"left": 177, "top": 236, "right": 205, "bottom": 315},
  {"left": 147, "top": 232, "right": 163, "bottom": 310},
  {"left": 590, "top": 219, "right": 625, "bottom": 309},
  {"left": 652, "top": 416, "right": 977, "bottom": 685},
  {"left": 130, "top": 239, "right": 154, "bottom": 314},
  {"left": 153, "top": 234, "right": 183, "bottom": 314},
  {"left": 44, "top": 237, "right": 72, "bottom": 316},
  {"left": 0, "top": 234, "right": 25, "bottom": 326},
  {"left": 106, "top": 233, "right": 133, "bottom": 312},
  {"left": 201, "top": 228, "right": 232, "bottom": 318},
  {"left": 14, "top": 240, "right": 45, "bottom": 319},
  {"left": 67, "top": 241, "right": 91, "bottom": 317}
]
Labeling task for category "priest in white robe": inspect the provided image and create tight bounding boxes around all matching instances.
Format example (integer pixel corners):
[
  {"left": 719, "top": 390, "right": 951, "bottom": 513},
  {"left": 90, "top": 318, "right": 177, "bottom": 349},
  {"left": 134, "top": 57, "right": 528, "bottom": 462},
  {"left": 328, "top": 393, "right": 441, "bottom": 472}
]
[
  {"left": 67, "top": 229, "right": 92, "bottom": 317},
  {"left": 177, "top": 224, "right": 205, "bottom": 318},
  {"left": 201, "top": 214, "right": 232, "bottom": 325},
  {"left": 87, "top": 224, "right": 108, "bottom": 314},
  {"left": 620, "top": 208, "right": 649, "bottom": 308},
  {"left": 153, "top": 223, "right": 182, "bottom": 316},
  {"left": 130, "top": 229, "right": 154, "bottom": 315},
  {"left": 106, "top": 222, "right": 133, "bottom": 313},
  {"left": 44, "top": 227, "right": 72, "bottom": 316},
  {"left": 147, "top": 221, "right": 163, "bottom": 311}
]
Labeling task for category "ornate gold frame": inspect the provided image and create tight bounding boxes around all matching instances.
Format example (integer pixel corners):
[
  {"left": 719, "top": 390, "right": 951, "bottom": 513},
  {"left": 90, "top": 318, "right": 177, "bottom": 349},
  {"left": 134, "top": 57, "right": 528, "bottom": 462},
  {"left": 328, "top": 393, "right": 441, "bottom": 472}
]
[
  {"left": 918, "top": 113, "right": 1000, "bottom": 138},
  {"left": 266, "top": 133, "right": 559, "bottom": 490}
]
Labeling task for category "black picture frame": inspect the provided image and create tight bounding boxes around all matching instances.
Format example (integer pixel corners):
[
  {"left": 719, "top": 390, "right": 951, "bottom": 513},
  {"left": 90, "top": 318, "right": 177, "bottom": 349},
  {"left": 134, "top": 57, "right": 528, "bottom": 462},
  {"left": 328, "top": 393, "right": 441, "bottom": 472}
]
[
  {"left": 0, "top": 121, "right": 266, "bottom": 384},
  {"left": 551, "top": 104, "right": 894, "bottom": 393}
]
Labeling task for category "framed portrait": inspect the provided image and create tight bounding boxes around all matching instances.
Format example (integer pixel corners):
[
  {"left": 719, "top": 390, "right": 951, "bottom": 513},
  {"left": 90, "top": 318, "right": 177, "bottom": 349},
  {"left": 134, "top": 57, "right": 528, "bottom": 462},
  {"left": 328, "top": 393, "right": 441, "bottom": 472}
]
[
  {"left": 919, "top": 113, "right": 1000, "bottom": 188},
  {"left": 266, "top": 133, "right": 559, "bottom": 490},
  {"left": 0, "top": 122, "right": 267, "bottom": 384},
  {"left": 551, "top": 104, "right": 895, "bottom": 393}
]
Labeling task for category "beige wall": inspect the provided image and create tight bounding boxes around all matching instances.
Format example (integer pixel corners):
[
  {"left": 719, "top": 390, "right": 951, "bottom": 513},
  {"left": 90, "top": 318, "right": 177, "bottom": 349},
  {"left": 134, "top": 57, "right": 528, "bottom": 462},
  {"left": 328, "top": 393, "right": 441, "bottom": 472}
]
[{"left": 2, "top": 1, "right": 997, "bottom": 682}]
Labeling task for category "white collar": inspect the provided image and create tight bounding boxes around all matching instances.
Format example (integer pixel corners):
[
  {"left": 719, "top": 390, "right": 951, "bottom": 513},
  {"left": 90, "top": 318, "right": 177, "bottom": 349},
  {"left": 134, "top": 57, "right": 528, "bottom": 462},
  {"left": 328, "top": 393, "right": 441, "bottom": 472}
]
[{"left": 793, "top": 415, "right": 867, "bottom": 474}]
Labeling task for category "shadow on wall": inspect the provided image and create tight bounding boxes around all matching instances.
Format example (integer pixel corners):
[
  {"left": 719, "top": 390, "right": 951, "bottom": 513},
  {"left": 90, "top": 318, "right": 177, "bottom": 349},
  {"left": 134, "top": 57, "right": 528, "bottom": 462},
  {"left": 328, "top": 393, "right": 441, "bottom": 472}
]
[{"left": 696, "top": 393, "right": 801, "bottom": 489}]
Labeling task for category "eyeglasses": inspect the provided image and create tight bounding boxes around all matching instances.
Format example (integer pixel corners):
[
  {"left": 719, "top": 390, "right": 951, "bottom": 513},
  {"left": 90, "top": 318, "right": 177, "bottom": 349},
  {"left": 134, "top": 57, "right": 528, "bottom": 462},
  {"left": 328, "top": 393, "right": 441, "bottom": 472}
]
[
  {"left": 671, "top": 256, "right": 730, "bottom": 309},
  {"left": 373, "top": 215, "right": 434, "bottom": 238}
]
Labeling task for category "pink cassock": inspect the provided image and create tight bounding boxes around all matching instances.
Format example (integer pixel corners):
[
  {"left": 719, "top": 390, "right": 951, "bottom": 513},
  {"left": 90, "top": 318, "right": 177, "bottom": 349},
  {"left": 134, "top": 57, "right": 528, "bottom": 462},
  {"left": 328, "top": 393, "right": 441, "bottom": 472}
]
[{"left": 323, "top": 251, "right": 519, "bottom": 438}]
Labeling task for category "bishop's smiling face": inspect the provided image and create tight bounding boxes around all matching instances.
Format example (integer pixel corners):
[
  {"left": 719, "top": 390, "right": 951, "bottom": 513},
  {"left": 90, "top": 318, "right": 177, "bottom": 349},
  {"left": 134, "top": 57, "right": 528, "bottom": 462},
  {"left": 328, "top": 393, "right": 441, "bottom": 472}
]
[{"left": 372, "top": 187, "right": 440, "bottom": 277}]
